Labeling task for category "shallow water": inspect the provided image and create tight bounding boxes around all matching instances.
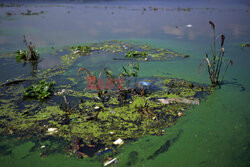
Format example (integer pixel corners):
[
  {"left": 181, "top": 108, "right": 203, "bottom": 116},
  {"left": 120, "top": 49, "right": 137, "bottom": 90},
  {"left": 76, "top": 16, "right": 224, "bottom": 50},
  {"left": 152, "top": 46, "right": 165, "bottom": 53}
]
[{"left": 0, "top": 0, "right": 249, "bottom": 166}]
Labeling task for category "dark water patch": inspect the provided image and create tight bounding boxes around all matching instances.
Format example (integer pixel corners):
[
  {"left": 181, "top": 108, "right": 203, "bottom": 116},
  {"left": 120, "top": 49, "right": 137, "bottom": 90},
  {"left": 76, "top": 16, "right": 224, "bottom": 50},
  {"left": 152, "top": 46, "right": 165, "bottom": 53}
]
[
  {"left": 75, "top": 138, "right": 106, "bottom": 157},
  {"left": 199, "top": 160, "right": 211, "bottom": 166},
  {"left": 147, "top": 140, "right": 170, "bottom": 160},
  {"left": 221, "top": 80, "right": 246, "bottom": 92},
  {"left": 194, "top": 91, "right": 209, "bottom": 98},
  {"left": 0, "top": 144, "right": 12, "bottom": 156},
  {"left": 12, "top": 136, "right": 71, "bottom": 159},
  {"left": 11, "top": 141, "right": 35, "bottom": 159},
  {"left": 38, "top": 137, "right": 70, "bottom": 158},
  {"left": 147, "top": 130, "right": 183, "bottom": 160},
  {"left": 127, "top": 151, "right": 139, "bottom": 166}
]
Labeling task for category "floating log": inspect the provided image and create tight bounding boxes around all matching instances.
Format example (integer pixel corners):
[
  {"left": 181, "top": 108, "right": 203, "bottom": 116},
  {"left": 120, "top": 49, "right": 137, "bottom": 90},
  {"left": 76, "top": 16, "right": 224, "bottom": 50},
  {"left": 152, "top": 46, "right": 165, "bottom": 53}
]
[
  {"left": 158, "top": 98, "right": 200, "bottom": 105},
  {"left": 0, "top": 78, "right": 31, "bottom": 87}
]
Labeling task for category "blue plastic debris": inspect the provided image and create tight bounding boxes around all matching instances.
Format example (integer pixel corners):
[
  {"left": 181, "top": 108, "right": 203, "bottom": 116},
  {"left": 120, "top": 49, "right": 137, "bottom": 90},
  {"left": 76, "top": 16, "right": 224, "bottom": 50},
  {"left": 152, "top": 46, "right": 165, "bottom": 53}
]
[
  {"left": 140, "top": 81, "right": 152, "bottom": 86},
  {"left": 96, "top": 148, "right": 113, "bottom": 156}
]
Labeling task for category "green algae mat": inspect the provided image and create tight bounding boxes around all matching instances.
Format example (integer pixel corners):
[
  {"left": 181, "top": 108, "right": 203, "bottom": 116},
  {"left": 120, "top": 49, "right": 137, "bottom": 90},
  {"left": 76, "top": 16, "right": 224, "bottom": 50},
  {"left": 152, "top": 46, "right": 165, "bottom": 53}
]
[{"left": 0, "top": 40, "right": 211, "bottom": 161}]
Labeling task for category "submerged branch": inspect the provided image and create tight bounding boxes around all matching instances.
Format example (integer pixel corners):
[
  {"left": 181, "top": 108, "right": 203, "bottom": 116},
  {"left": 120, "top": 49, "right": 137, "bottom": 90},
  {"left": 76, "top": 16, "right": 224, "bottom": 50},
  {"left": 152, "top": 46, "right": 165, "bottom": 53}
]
[{"left": 0, "top": 78, "right": 32, "bottom": 87}]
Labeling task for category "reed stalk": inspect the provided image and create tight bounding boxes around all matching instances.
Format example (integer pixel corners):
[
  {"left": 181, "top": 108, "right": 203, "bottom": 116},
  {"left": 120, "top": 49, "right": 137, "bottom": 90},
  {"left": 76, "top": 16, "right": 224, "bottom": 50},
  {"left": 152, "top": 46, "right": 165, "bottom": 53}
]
[{"left": 201, "top": 21, "right": 233, "bottom": 86}]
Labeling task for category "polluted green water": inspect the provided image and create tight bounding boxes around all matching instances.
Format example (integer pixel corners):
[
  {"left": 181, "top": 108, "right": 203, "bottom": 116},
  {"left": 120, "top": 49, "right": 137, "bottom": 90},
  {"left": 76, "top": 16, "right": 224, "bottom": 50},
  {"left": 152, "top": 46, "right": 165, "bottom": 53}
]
[{"left": 0, "top": 0, "right": 250, "bottom": 167}]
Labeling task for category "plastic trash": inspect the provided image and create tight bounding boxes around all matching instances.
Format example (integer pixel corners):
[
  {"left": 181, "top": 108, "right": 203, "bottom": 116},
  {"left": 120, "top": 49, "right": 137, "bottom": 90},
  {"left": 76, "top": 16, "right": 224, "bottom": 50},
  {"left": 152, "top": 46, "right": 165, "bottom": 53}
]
[
  {"left": 46, "top": 128, "right": 58, "bottom": 135},
  {"left": 113, "top": 138, "right": 124, "bottom": 145},
  {"left": 96, "top": 148, "right": 113, "bottom": 156},
  {"left": 140, "top": 81, "right": 152, "bottom": 86},
  {"left": 40, "top": 145, "right": 46, "bottom": 149},
  {"left": 73, "top": 50, "right": 79, "bottom": 54},
  {"left": 104, "top": 158, "right": 118, "bottom": 166}
]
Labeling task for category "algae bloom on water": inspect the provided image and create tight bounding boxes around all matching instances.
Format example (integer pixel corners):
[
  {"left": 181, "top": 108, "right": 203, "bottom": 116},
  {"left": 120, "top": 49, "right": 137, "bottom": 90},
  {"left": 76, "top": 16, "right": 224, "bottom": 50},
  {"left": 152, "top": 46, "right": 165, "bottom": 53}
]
[{"left": 0, "top": 40, "right": 212, "bottom": 158}]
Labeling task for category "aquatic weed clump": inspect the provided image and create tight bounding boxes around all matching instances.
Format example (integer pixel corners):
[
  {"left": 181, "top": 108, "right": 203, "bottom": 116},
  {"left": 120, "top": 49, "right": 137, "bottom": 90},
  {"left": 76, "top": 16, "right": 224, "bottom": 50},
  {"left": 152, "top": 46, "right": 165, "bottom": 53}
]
[
  {"left": 126, "top": 51, "right": 147, "bottom": 58},
  {"left": 241, "top": 43, "right": 250, "bottom": 49},
  {"left": 60, "top": 40, "right": 190, "bottom": 65},
  {"left": 43, "top": 66, "right": 211, "bottom": 157},
  {"left": 0, "top": 40, "right": 212, "bottom": 160},
  {"left": 0, "top": 68, "right": 211, "bottom": 158},
  {"left": 72, "top": 45, "right": 91, "bottom": 54},
  {"left": 16, "top": 35, "right": 39, "bottom": 61},
  {"left": 22, "top": 80, "right": 55, "bottom": 100}
]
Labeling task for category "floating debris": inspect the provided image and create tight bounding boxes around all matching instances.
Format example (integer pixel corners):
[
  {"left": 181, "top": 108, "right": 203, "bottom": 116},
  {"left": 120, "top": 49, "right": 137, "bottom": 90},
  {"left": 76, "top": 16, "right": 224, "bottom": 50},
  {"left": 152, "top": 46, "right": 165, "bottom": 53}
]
[
  {"left": 94, "top": 106, "right": 100, "bottom": 110},
  {"left": 177, "top": 112, "right": 183, "bottom": 117},
  {"left": 40, "top": 145, "right": 46, "bottom": 149},
  {"left": 54, "top": 89, "right": 73, "bottom": 95},
  {"left": 113, "top": 138, "right": 124, "bottom": 145},
  {"left": 241, "top": 43, "right": 250, "bottom": 48},
  {"left": 46, "top": 128, "right": 58, "bottom": 135},
  {"left": 104, "top": 158, "right": 118, "bottom": 166},
  {"left": 54, "top": 89, "right": 66, "bottom": 95},
  {"left": 140, "top": 81, "right": 152, "bottom": 87},
  {"left": 158, "top": 98, "right": 200, "bottom": 105},
  {"left": 0, "top": 40, "right": 211, "bottom": 158}
]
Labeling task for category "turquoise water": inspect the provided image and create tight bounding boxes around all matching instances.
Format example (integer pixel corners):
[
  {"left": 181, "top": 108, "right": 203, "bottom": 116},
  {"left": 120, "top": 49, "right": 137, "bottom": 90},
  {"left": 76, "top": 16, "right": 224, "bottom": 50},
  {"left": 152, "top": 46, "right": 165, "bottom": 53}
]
[{"left": 0, "top": 0, "right": 249, "bottom": 166}]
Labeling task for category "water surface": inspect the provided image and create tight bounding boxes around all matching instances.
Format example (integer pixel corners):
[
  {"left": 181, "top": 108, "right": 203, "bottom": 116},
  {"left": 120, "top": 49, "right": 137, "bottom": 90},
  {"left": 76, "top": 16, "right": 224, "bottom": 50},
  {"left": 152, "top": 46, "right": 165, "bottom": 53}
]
[{"left": 0, "top": 0, "right": 249, "bottom": 166}]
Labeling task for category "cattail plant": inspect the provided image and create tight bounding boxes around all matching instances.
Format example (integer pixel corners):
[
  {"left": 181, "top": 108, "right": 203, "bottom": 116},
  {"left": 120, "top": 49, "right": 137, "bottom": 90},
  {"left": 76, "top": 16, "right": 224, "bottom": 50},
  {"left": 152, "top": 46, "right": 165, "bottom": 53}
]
[{"left": 199, "top": 21, "right": 233, "bottom": 86}]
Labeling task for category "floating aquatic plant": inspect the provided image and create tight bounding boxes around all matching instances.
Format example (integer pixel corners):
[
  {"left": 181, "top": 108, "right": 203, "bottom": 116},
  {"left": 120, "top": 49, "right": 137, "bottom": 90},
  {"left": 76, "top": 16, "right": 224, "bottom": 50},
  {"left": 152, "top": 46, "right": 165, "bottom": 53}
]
[
  {"left": 121, "top": 61, "right": 140, "bottom": 89},
  {"left": 199, "top": 21, "right": 233, "bottom": 86},
  {"left": 23, "top": 80, "right": 55, "bottom": 100},
  {"left": 126, "top": 51, "right": 147, "bottom": 58},
  {"left": 104, "top": 67, "right": 124, "bottom": 91},
  {"left": 16, "top": 49, "right": 28, "bottom": 60},
  {"left": 0, "top": 66, "right": 212, "bottom": 159},
  {"left": 0, "top": 40, "right": 212, "bottom": 160},
  {"left": 241, "top": 43, "right": 250, "bottom": 48},
  {"left": 72, "top": 45, "right": 91, "bottom": 54},
  {"left": 58, "top": 40, "right": 189, "bottom": 65}
]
